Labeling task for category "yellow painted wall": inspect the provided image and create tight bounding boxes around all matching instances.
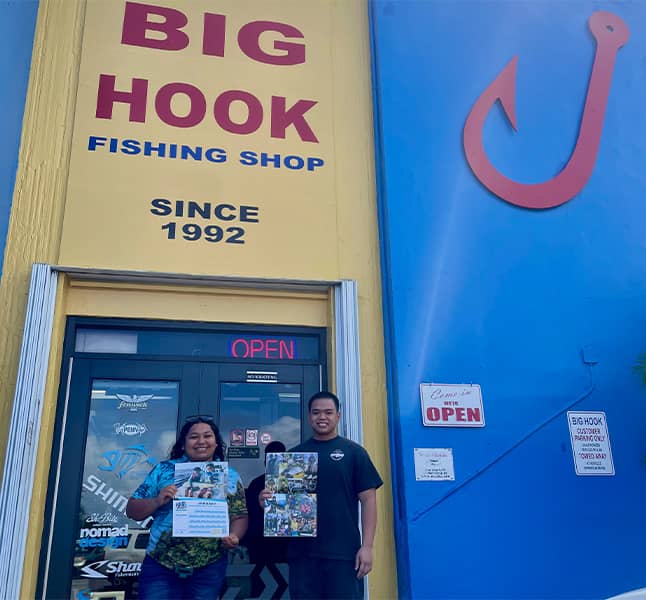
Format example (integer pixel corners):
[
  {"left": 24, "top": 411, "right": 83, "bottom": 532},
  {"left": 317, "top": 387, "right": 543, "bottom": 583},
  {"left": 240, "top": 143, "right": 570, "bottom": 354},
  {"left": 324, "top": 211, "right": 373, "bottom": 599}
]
[
  {"left": 0, "top": 0, "right": 84, "bottom": 466},
  {"left": 64, "top": 280, "right": 331, "bottom": 326},
  {"left": 1, "top": 0, "right": 396, "bottom": 598}
]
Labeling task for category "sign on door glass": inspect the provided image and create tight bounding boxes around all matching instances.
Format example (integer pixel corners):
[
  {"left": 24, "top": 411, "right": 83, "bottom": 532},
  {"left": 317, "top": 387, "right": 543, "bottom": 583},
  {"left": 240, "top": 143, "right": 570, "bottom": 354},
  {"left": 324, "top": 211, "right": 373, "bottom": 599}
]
[{"left": 219, "top": 383, "right": 301, "bottom": 487}]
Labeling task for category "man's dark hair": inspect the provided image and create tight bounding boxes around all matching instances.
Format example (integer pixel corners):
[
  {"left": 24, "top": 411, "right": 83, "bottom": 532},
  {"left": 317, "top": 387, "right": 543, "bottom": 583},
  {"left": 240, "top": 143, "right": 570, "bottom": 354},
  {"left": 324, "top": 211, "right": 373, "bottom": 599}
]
[{"left": 307, "top": 391, "right": 340, "bottom": 412}]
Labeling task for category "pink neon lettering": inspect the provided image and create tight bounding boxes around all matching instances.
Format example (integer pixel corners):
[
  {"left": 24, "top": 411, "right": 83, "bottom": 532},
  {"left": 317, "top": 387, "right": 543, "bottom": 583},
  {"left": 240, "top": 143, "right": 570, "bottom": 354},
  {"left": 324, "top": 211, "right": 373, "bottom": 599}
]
[
  {"left": 231, "top": 339, "right": 249, "bottom": 358},
  {"left": 279, "top": 340, "right": 294, "bottom": 359},
  {"left": 265, "top": 339, "right": 278, "bottom": 358},
  {"left": 250, "top": 339, "right": 264, "bottom": 357}
]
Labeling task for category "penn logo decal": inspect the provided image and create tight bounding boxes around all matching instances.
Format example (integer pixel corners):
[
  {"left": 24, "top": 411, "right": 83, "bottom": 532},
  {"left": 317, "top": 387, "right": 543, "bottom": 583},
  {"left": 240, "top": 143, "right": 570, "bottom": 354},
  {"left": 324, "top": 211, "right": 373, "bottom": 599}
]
[{"left": 330, "top": 449, "right": 344, "bottom": 461}]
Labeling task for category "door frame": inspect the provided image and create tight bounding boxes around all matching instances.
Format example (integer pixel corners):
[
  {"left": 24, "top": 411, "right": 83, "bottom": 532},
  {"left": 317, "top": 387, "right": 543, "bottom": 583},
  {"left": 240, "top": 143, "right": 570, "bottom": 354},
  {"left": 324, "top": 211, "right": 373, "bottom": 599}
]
[
  {"left": 0, "top": 264, "right": 364, "bottom": 600},
  {"left": 39, "top": 354, "right": 322, "bottom": 599},
  {"left": 41, "top": 357, "right": 200, "bottom": 600}
]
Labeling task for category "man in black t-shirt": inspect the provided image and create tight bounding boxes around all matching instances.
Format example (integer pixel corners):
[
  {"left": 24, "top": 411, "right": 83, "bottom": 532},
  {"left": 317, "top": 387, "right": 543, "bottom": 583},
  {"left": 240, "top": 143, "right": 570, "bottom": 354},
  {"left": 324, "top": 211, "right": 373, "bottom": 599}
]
[{"left": 264, "top": 391, "right": 383, "bottom": 600}]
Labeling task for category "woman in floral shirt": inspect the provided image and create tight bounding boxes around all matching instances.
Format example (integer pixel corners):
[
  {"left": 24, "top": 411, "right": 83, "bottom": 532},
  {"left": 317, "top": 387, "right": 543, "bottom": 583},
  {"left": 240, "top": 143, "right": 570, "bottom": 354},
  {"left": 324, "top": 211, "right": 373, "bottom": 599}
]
[{"left": 126, "top": 416, "right": 248, "bottom": 599}]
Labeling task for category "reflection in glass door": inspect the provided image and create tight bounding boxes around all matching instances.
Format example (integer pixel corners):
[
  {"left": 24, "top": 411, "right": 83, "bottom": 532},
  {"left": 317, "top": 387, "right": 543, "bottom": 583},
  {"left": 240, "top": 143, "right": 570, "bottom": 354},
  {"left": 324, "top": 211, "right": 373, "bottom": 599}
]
[
  {"left": 219, "top": 383, "right": 302, "bottom": 485},
  {"left": 71, "top": 379, "right": 179, "bottom": 600},
  {"left": 213, "top": 365, "right": 320, "bottom": 600},
  {"left": 40, "top": 358, "right": 197, "bottom": 600}
]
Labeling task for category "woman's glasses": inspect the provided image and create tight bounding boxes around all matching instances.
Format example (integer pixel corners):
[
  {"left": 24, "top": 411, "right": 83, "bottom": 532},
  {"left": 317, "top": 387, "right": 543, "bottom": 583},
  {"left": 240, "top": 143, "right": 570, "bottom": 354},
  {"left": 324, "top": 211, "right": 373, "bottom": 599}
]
[{"left": 184, "top": 414, "right": 216, "bottom": 424}]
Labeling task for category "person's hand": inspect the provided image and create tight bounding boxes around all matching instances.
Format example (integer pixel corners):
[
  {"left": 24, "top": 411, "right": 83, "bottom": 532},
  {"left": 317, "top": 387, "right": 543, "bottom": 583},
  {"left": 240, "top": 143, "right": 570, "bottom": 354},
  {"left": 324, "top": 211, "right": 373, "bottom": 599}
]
[
  {"left": 354, "top": 546, "right": 373, "bottom": 579},
  {"left": 156, "top": 484, "right": 177, "bottom": 507},
  {"left": 258, "top": 487, "right": 272, "bottom": 508},
  {"left": 222, "top": 534, "right": 240, "bottom": 549}
]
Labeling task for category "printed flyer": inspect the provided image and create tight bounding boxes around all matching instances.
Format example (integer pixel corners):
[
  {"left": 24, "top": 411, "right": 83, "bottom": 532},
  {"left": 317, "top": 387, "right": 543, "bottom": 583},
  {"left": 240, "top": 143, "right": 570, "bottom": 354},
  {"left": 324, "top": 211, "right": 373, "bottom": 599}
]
[
  {"left": 264, "top": 452, "right": 317, "bottom": 537},
  {"left": 172, "top": 462, "right": 229, "bottom": 537}
]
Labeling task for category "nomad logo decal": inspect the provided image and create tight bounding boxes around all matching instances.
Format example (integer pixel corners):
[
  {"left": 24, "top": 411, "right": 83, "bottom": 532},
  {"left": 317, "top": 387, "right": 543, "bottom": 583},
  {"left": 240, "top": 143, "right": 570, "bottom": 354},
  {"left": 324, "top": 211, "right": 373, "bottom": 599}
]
[
  {"left": 463, "top": 11, "right": 629, "bottom": 209},
  {"left": 330, "top": 449, "right": 344, "bottom": 461},
  {"left": 78, "top": 525, "right": 128, "bottom": 550}
]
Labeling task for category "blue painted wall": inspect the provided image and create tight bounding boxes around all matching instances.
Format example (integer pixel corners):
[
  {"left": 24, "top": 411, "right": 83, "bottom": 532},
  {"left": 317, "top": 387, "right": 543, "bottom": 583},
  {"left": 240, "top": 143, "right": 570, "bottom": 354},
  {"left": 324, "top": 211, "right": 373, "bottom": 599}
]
[
  {"left": 0, "top": 0, "right": 39, "bottom": 280},
  {"left": 371, "top": 1, "right": 646, "bottom": 598}
]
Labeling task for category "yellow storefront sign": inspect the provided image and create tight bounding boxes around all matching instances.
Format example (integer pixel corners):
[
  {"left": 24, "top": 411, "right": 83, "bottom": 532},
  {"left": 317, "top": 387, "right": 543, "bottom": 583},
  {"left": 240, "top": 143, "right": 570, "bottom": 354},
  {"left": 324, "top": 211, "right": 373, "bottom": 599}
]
[{"left": 60, "top": 0, "right": 343, "bottom": 278}]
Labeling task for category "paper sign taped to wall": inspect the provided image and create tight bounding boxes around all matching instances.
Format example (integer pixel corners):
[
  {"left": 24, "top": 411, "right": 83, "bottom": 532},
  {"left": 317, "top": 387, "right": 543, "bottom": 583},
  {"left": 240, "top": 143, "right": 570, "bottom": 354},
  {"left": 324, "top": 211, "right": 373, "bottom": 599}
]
[{"left": 414, "top": 448, "right": 455, "bottom": 481}]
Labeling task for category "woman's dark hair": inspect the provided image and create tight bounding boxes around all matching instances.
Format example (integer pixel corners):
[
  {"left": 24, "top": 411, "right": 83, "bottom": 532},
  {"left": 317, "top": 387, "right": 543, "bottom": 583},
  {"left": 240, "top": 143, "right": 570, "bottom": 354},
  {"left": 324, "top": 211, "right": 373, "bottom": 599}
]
[{"left": 169, "top": 417, "right": 226, "bottom": 461}]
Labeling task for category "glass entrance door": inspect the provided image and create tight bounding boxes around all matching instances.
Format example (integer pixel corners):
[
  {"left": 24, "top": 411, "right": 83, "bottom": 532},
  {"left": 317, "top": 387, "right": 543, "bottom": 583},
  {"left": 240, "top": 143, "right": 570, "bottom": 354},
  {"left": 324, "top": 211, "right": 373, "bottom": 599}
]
[
  {"left": 211, "top": 364, "right": 319, "bottom": 600},
  {"left": 40, "top": 327, "right": 323, "bottom": 600},
  {"left": 212, "top": 363, "right": 319, "bottom": 485},
  {"left": 42, "top": 358, "right": 199, "bottom": 600}
]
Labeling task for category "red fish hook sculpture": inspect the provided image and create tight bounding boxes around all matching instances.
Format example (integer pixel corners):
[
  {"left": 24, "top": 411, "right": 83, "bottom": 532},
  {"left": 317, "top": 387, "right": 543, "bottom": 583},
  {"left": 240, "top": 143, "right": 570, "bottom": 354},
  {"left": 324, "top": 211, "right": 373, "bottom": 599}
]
[{"left": 463, "top": 12, "right": 629, "bottom": 209}]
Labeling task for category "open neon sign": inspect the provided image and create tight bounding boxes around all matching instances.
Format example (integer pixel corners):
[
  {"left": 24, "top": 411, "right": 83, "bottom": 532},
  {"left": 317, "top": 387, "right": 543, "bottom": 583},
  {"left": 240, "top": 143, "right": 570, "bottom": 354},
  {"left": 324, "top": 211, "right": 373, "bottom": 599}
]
[{"left": 229, "top": 337, "right": 296, "bottom": 360}]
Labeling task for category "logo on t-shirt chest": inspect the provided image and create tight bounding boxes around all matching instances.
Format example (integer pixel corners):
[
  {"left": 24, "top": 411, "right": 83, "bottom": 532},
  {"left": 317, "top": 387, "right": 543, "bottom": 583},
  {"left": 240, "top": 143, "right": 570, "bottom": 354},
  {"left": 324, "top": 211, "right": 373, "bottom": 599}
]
[{"left": 330, "top": 449, "right": 345, "bottom": 461}]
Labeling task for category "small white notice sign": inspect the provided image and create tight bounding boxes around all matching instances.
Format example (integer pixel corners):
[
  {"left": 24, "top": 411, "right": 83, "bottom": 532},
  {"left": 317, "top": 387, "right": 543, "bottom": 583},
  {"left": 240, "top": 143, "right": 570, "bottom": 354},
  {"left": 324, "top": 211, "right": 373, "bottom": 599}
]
[
  {"left": 414, "top": 448, "right": 455, "bottom": 481},
  {"left": 567, "top": 411, "right": 614, "bottom": 476},
  {"left": 420, "top": 383, "right": 485, "bottom": 427}
]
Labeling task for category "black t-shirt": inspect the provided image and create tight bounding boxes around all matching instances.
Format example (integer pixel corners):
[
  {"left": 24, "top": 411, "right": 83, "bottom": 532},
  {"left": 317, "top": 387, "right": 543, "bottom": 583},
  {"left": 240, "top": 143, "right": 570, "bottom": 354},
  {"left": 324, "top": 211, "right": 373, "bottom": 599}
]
[{"left": 287, "top": 436, "right": 383, "bottom": 561}]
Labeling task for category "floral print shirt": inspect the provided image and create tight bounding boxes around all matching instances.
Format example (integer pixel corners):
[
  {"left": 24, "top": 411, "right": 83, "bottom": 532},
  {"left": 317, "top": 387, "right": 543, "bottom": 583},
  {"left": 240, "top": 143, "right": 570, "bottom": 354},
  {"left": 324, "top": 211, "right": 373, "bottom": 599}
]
[{"left": 131, "top": 456, "right": 247, "bottom": 569}]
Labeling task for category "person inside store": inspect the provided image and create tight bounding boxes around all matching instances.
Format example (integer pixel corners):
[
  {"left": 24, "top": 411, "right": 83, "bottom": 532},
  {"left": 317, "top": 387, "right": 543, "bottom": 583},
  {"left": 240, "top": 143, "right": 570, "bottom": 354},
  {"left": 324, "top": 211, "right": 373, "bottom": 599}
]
[
  {"left": 126, "top": 416, "right": 248, "bottom": 600},
  {"left": 260, "top": 391, "right": 383, "bottom": 600},
  {"left": 243, "top": 440, "right": 288, "bottom": 597}
]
